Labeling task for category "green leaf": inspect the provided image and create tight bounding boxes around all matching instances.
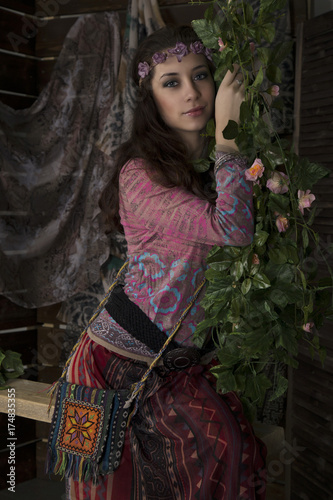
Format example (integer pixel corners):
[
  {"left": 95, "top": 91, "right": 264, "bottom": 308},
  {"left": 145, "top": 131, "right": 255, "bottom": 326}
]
[
  {"left": 256, "top": 47, "right": 271, "bottom": 65},
  {"left": 240, "top": 101, "right": 252, "bottom": 122},
  {"left": 5, "top": 370, "right": 24, "bottom": 379},
  {"left": 241, "top": 278, "right": 252, "bottom": 295},
  {"left": 261, "top": 23, "right": 276, "bottom": 43},
  {"left": 302, "top": 227, "right": 309, "bottom": 249},
  {"left": 253, "top": 66, "right": 264, "bottom": 89},
  {"left": 296, "top": 157, "right": 330, "bottom": 190},
  {"left": 244, "top": 3, "right": 254, "bottom": 24},
  {"left": 206, "top": 118, "right": 215, "bottom": 137},
  {"left": 259, "top": 0, "right": 287, "bottom": 16},
  {"left": 215, "top": 369, "right": 238, "bottom": 394},
  {"left": 275, "top": 327, "right": 298, "bottom": 355},
  {"left": 193, "top": 158, "right": 211, "bottom": 173},
  {"left": 268, "top": 247, "right": 288, "bottom": 264},
  {"left": 266, "top": 64, "right": 282, "bottom": 83},
  {"left": 253, "top": 273, "right": 271, "bottom": 289},
  {"left": 222, "top": 120, "right": 239, "bottom": 140},
  {"left": 254, "top": 229, "right": 269, "bottom": 246},
  {"left": 245, "top": 372, "right": 272, "bottom": 405},
  {"left": 268, "top": 192, "right": 290, "bottom": 214},
  {"left": 217, "top": 349, "right": 242, "bottom": 369},
  {"left": 230, "top": 261, "right": 243, "bottom": 280},
  {"left": 2, "top": 350, "right": 22, "bottom": 371},
  {"left": 269, "top": 373, "right": 289, "bottom": 401},
  {"left": 0, "top": 350, "right": 5, "bottom": 367},
  {"left": 268, "top": 41, "right": 294, "bottom": 66},
  {"left": 269, "top": 288, "right": 288, "bottom": 308},
  {"left": 204, "top": 3, "right": 214, "bottom": 21},
  {"left": 192, "top": 18, "right": 220, "bottom": 48}
]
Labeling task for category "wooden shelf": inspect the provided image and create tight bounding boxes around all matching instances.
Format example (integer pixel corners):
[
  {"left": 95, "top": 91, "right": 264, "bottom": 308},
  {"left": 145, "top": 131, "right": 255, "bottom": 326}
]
[{"left": 0, "top": 379, "right": 54, "bottom": 423}]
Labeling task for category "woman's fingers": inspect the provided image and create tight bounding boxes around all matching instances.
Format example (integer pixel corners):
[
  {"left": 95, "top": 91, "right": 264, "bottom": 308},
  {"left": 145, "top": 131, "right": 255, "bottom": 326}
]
[{"left": 221, "top": 64, "right": 242, "bottom": 87}]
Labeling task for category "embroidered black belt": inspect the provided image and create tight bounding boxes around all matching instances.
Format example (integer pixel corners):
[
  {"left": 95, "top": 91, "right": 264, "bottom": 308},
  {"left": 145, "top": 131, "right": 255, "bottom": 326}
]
[{"left": 104, "top": 285, "right": 213, "bottom": 370}]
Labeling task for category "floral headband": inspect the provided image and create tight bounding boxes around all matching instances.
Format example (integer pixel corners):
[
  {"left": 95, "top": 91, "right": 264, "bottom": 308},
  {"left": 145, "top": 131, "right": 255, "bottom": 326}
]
[{"left": 138, "top": 41, "right": 213, "bottom": 82}]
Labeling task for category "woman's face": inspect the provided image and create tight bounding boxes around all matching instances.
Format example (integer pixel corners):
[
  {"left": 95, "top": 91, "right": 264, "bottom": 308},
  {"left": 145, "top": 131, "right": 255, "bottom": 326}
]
[{"left": 151, "top": 52, "right": 215, "bottom": 150}]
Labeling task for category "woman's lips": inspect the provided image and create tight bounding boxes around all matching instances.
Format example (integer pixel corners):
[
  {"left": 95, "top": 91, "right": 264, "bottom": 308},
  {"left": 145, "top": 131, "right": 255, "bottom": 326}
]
[{"left": 184, "top": 106, "right": 205, "bottom": 117}]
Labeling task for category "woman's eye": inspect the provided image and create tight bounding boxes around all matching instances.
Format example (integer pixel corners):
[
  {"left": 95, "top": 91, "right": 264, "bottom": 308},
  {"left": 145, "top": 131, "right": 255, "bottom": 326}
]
[
  {"left": 194, "top": 72, "right": 208, "bottom": 81},
  {"left": 163, "top": 80, "right": 178, "bottom": 88}
]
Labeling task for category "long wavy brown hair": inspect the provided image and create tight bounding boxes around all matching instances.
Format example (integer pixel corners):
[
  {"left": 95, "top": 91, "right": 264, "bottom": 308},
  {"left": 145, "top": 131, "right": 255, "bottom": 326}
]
[{"left": 99, "top": 25, "right": 216, "bottom": 234}]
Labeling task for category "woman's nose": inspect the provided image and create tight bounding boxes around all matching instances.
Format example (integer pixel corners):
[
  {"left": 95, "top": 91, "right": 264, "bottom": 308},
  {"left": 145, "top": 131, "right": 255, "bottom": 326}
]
[{"left": 184, "top": 80, "right": 201, "bottom": 100}]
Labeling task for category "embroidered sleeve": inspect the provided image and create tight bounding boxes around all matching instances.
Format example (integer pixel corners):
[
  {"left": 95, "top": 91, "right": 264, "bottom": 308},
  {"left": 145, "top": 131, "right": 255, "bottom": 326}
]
[{"left": 119, "top": 156, "right": 253, "bottom": 247}]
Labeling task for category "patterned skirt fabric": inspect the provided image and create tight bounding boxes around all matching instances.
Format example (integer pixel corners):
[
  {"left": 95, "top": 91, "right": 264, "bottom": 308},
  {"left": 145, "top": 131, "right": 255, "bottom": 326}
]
[{"left": 66, "top": 333, "right": 267, "bottom": 500}]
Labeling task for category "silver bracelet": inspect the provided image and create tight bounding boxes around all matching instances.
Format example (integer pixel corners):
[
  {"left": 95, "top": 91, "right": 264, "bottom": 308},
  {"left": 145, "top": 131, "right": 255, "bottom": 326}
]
[{"left": 214, "top": 152, "right": 245, "bottom": 174}]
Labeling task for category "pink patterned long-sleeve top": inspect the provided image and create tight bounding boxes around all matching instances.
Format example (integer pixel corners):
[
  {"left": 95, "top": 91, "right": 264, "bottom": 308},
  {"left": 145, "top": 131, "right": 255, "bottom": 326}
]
[{"left": 89, "top": 154, "right": 253, "bottom": 358}]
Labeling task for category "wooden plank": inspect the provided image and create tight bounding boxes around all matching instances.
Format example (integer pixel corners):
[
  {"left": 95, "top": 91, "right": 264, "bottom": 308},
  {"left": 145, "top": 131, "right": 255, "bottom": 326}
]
[
  {"left": 303, "top": 10, "right": 333, "bottom": 40},
  {"left": 301, "top": 87, "right": 333, "bottom": 103},
  {"left": 0, "top": 10, "right": 35, "bottom": 54},
  {"left": 303, "top": 36, "right": 333, "bottom": 57},
  {"left": 291, "top": 467, "right": 331, "bottom": 500},
  {"left": 0, "top": 329, "right": 37, "bottom": 366},
  {"left": 34, "top": 0, "right": 210, "bottom": 16},
  {"left": 37, "top": 326, "right": 66, "bottom": 366},
  {"left": 0, "top": 93, "right": 36, "bottom": 108},
  {"left": 35, "top": 17, "right": 74, "bottom": 57},
  {"left": 291, "top": 421, "right": 333, "bottom": 463},
  {"left": 0, "top": 379, "right": 53, "bottom": 423},
  {"left": 34, "top": 3, "right": 208, "bottom": 58},
  {"left": 300, "top": 95, "right": 333, "bottom": 111},
  {"left": 0, "top": 295, "right": 36, "bottom": 330},
  {"left": 0, "top": 0, "right": 35, "bottom": 14},
  {"left": 0, "top": 53, "right": 37, "bottom": 94},
  {"left": 36, "top": 303, "right": 62, "bottom": 324}
]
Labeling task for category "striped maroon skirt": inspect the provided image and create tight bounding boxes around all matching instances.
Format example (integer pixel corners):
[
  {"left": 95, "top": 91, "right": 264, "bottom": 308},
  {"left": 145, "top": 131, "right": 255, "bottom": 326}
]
[{"left": 65, "top": 333, "right": 266, "bottom": 499}]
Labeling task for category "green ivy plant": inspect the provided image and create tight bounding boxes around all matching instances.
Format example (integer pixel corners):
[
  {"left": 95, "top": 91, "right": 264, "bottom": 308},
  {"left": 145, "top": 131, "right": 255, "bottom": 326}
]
[
  {"left": 0, "top": 348, "right": 25, "bottom": 388},
  {"left": 192, "top": 0, "right": 333, "bottom": 418}
]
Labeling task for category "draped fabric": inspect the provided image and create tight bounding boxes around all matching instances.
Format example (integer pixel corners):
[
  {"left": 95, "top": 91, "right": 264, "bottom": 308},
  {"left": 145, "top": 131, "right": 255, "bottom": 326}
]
[{"left": 0, "top": 0, "right": 164, "bottom": 308}]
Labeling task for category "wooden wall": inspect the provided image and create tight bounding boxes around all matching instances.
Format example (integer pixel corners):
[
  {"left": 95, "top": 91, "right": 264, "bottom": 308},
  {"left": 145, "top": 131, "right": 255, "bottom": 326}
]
[
  {"left": 291, "top": 9, "right": 333, "bottom": 500},
  {"left": 0, "top": 0, "right": 208, "bottom": 109}
]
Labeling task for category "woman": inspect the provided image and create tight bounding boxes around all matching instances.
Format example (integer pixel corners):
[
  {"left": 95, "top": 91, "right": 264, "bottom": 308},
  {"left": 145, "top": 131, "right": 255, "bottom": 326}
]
[{"left": 65, "top": 25, "right": 266, "bottom": 499}]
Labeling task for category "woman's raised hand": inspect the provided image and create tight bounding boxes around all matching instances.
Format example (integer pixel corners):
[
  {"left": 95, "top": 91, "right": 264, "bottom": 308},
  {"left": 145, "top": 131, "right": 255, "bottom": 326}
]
[{"left": 215, "top": 64, "right": 245, "bottom": 152}]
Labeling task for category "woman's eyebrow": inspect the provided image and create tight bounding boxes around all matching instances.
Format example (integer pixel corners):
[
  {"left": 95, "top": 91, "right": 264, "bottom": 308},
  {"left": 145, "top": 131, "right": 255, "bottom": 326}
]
[{"left": 159, "top": 65, "right": 207, "bottom": 80}]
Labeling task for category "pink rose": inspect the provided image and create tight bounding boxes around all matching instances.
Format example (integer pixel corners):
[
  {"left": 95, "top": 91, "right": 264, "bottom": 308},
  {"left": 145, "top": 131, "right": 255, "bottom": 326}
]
[
  {"left": 245, "top": 158, "right": 265, "bottom": 182},
  {"left": 268, "top": 85, "right": 280, "bottom": 97},
  {"left": 218, "top": 37, "right": 226, "bottom": 52},
  {"left": 252, "top": 253, "right": 260, "bottom": 265},
  {"left": 266, "top": 171, "right": 289, "bottom": 194},
  {"left": 276, "top": 214, "right": 289, "bottom": 233},
  {"left": 302, "top": 322, "right": 314, "bottom": 333},
  {"left": 298, "top": 189, "right": 315, "bottom": 215}
]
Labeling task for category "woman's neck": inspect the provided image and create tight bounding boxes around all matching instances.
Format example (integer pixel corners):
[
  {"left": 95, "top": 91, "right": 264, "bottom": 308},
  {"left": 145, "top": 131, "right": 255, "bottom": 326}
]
[{"left": 180, "top": 132, "right": 205, "bottom": 160}]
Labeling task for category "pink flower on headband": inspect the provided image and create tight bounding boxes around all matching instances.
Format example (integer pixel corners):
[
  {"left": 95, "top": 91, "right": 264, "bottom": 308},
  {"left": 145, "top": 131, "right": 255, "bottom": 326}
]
[
  {"left": 190, "top": 41, "right": 204, "bottom": 54},
  {"left": 152, "top": 52, "right": 167, "bottom": 65},
  {"left": 205, "top": 48, "right": 213, "bottom": 61},
  {"left": 168, "top": 42, "right": 189, "bottom": 62},
  {"left": 138, "top": 62, "right": 150, "bottom": 79}
]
